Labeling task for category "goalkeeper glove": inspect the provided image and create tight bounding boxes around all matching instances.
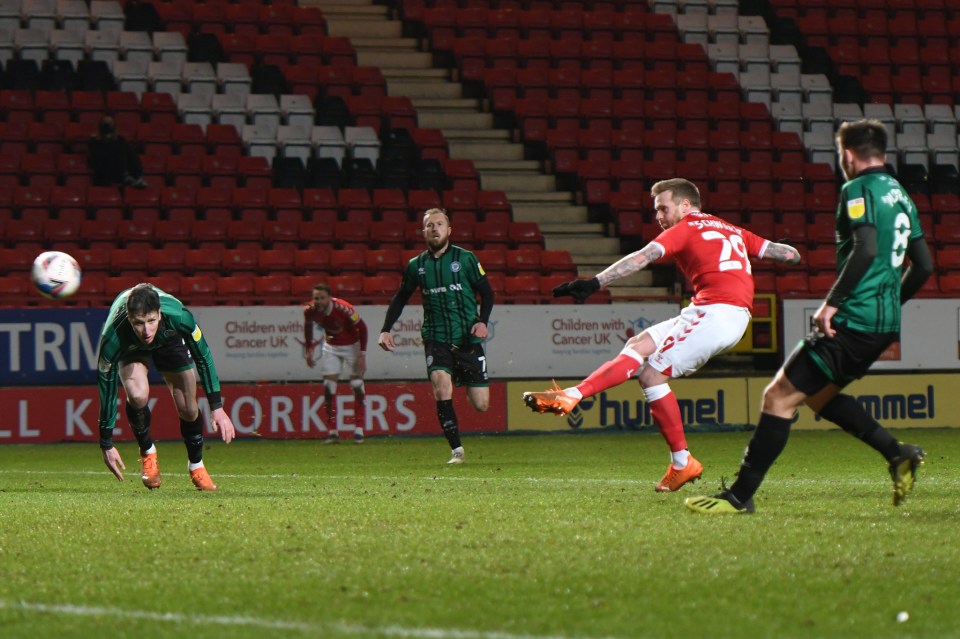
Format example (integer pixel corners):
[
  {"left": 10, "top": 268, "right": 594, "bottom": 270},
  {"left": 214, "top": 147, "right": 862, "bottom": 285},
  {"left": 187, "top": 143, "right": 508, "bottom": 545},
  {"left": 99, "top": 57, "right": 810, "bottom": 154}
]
[{"left": 552, "top": 277, "right": 601, "bottom": 303}]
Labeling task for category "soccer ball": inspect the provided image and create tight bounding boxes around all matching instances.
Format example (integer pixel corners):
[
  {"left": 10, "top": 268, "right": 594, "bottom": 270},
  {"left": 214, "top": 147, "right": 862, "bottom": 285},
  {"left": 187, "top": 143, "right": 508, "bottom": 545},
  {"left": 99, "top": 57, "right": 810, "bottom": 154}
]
[{"left": 32, "top": 251, "right": 82, "bottom": 299}]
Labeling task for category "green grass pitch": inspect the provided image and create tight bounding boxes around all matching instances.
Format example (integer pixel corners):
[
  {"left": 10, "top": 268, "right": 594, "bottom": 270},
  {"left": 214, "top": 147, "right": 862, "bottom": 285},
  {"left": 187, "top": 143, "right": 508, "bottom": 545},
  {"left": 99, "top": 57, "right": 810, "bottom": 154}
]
[{"left": 1, "top": 429, "right": 958, "bottom": 639}]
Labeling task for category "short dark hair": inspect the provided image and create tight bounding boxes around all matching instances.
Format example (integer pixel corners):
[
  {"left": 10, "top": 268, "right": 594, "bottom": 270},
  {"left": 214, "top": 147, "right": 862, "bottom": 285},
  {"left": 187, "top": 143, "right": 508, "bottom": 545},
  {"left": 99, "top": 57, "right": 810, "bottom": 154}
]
[
  {"left": 126, "top": 283, "right": 160, "bottom": 316},
  {"left": 312, "top": 283, "right": 331, "bottom": 294},
  {"left": 836, "top": 119, "right": 887, "bottom": 159},
  {"left": 650, "top": 178, "right": 701, "bottom": 209}
]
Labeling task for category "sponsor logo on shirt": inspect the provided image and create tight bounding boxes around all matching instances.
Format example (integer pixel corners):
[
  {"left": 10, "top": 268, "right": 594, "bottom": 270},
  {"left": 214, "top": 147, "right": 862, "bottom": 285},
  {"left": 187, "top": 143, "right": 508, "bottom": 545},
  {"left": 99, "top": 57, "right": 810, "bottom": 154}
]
[{"left": 192, "top": 325, "right": 202, "bottom": 342}]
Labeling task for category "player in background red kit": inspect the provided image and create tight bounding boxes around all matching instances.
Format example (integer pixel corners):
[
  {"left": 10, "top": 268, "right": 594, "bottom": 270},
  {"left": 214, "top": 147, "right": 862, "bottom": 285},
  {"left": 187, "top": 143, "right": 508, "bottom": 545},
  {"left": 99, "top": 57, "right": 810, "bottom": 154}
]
[
  {"left": 524, "top": 178, "right": 801, "bottom": 492},
  {"left": 303, "top": 283, "right": 368, "bottom": 443}
]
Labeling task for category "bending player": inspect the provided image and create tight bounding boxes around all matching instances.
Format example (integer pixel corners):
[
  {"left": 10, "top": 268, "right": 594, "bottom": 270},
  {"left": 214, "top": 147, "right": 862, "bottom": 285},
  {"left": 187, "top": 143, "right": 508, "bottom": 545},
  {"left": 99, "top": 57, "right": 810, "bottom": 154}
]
[
  {"left": 96, "top": 283, "right": 235, "bottom": 491},
  {"left": 303, "top": 283, "right": 368, "bottom": 443}
]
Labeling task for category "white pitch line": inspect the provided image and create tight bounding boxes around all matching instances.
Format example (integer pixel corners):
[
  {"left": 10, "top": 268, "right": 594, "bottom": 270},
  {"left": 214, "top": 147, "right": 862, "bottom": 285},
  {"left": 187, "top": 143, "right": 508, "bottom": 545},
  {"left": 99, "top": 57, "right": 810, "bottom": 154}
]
[
  {"left": 0, "top": 599, "right": 613, "bottom": 639},
  {"left": 0, "top": 468, "right": 950, "bottom": 488}
]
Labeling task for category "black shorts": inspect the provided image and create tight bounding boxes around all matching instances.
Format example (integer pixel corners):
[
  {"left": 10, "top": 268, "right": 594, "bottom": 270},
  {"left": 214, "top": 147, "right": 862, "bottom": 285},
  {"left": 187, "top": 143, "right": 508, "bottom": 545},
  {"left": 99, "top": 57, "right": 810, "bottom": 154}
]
[
  {"left": 784, "top": 322, "right": 898, "bottom": 395},
  {"left": 120, "top": 337, "right": 195, "bottom": 374},
  {"left": 424, "top": 340, "right": 489, "bottom": 387}
]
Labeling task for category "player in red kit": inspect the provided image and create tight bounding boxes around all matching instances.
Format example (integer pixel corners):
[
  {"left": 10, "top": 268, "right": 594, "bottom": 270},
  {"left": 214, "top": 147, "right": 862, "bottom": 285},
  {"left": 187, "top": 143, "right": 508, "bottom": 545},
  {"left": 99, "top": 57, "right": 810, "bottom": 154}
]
[
  {"left": 524, "top": 178, "right": 801, "bottom": 492},
  {"left": 303, "top": 283, "right": 369, "bottom": 443}
]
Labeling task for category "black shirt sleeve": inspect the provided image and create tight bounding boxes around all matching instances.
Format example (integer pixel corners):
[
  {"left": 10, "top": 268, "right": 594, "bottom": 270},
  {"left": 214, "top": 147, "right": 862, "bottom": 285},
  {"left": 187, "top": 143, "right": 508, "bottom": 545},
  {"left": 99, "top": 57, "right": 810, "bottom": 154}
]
[
  {"left": 475, "top": 275, "right": 494, "bottom": 324},
  {"left": 900, "top": 237, "right": 934, "bottom": 304},
  {"left": 826, "top": 224, "right": 877, "bottom": 308},
  {"left": 379, "top": 279, "right": 417, "bottom": 333}
]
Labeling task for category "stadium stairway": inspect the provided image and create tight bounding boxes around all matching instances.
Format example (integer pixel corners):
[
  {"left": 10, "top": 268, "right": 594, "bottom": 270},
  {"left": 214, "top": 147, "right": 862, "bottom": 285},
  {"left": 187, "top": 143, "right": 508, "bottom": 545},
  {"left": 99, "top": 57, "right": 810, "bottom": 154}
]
[{"left": 301, "top": 0, "right": 666, "bottom": 300}]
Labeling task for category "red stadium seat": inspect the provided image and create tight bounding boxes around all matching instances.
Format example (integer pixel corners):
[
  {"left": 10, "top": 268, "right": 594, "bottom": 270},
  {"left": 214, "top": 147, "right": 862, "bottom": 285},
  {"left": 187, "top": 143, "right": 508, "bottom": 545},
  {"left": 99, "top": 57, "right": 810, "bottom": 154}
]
[
  {"left": 223, "top": 248, "right": 259, "bottom": 273},
  {"left": 503, "top": 275, "right": 541, "bottom": 304},
  {"left": 361, "top": 273, "right": 400, "bottom": 302},
  {"left": 185, "top": 247, "right": 225, "bottom": 275},
  {"left": 258, "top": 248, "right": 296, "bottom": 274},
  {"left": 294, "top": 248, "right": 332, "bottom": 274},
  {"left": 327, "top": 274, "right": 363, "bottom": 298},
  {"left": 147, "top": 246, "right": 187, "bottom": 274},
  {"left": 217, "top": 275, "right": 255, "bottom": 301},
  {"left": 254, "top": 275, "right": 292, "bottom": 302},
  {"left": 365, "top": 248, "right": 403, "bottom": 274}
]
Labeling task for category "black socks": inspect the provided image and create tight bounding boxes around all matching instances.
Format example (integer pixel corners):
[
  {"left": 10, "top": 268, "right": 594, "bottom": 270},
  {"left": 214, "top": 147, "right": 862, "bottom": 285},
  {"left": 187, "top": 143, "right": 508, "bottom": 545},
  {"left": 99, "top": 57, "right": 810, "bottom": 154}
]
[
  {"left": 436, "top": 399, "right": 461, "bottom": 449},
  {"left": 818, "top": 394, "right": 901, "bottom": 461},
  {"left": 180, "top": 414, "right": 204, "bottom": 464},
  {"left": 125, "top": 402, "right": 153, "bottom": 455},
  {"left": 730, "top": 413, "right": 793, "bottom": 503}
]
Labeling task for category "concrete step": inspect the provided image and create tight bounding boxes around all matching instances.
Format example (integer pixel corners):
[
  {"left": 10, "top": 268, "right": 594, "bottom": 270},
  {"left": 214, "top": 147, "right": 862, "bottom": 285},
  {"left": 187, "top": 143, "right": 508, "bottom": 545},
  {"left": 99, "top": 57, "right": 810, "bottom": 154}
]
[
  {"left": 448, "top": 141, "right": 524, "bottom": 161},
  {"left": 301, "top": 0, "right": 385, "bottom": 15},
  {"left": 540, "top": 223, "right": 605, "bottom": 235},
  {"left": 609, "top": 286, "right": 675, "bottom": 300},
  {"left": 445, "top": 128, "right": 511, "bottom": 141},
  {"left": 576, "top": 268, "right": 654, "bottom": 287},
  {"left": 546, "top": 236, "right": 621, "bottom": 254},
  {"left": 411, "top": 98, "right": 481, "bottom": 110},
  {"left": 482, "top": 173, "right": 556, "bottom": 192},
  {"left": 506, "top": 191, "right": 574, "bottom": 203},
  {"left": 417, "top": 111, "right": 493, "bottom": 129},
  {"left": 387, "top": 80, "right": 462, "bottom": 99},
  {"left": 358, "top": 50, "right": 433, "bottom": 69},
  {"left": 512, "top": 205, "right": 588, "bottom": 225},
  {"left": 324, "top": 20, "right": 403, "bottom": 38},
  {"left": 349, "top": 37, "right": 418, "bottom": 49},
  {"left": 474, "top": 159, "right": 540, "bottom": 172},
  {"left": 571, "top": 253, "right": 622, "bottom": 267},
  {"left": 381, "top": 68, "right": 450, "bottom": 80}
]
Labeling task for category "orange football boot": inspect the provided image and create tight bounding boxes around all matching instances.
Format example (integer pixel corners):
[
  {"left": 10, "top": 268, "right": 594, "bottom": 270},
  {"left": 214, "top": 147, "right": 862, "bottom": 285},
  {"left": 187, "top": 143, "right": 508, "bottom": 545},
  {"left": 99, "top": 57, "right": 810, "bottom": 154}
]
[
  {"left": 140, "top": 452, "right": 162, "bottom": 489},
  {"left": 522, "top": 380, "right": 581, "bottom": 415},
  {"left": 655, "top": 455, "right": 704, "bottom": 493},
  {"left": 190, "top": 466, "right": 218, "bottom": 492}
]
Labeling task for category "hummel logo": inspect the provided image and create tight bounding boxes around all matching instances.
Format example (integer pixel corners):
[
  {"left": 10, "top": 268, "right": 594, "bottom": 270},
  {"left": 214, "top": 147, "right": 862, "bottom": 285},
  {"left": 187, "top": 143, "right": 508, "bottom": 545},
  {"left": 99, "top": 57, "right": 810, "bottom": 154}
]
[{"left": 626, "top": 368, "right": 636, "bottom": 378}]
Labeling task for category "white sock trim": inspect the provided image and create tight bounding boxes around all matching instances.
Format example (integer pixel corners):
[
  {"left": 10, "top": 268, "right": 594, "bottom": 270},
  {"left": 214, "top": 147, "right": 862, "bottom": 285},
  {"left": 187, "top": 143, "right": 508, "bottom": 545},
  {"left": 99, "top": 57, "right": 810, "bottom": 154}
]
[
  {"left": 619, "top": 347, "right": 645, "bottom": 364},
  {"left": 671, "top": 449, "right": 690, "bottom": 469},
  {"left": 188, "top": 461, "right": 205, "bottom": 472},
  {"left": 643, "top": 383, "right": 672, "bottom": 403}
]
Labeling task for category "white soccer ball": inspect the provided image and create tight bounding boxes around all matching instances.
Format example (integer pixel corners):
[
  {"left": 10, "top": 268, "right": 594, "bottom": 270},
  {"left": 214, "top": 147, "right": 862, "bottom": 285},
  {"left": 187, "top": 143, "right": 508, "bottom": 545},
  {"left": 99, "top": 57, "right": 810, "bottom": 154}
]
[{"left": 31, "top": 251, "right": 82, "bottom": 299}]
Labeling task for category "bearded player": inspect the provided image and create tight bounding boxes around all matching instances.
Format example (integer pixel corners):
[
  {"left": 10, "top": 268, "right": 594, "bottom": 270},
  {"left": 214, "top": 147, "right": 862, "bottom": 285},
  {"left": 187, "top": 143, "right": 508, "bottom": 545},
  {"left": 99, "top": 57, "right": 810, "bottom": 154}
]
[
  {"left": 524, "top": 178, "right": 801, "bottom": 492},
  {"left": 303, "top": 283, "right": 368, "bottom": 443},
  {"left": 96, "top": 283, "right": 235, "bottom": 491}
]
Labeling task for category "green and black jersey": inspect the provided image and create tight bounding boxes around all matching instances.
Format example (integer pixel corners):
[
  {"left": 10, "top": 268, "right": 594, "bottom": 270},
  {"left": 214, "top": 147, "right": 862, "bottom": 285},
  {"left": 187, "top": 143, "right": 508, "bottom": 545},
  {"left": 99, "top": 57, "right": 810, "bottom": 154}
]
[
  {"left": 834, "top": 170, "right": 923, "bottom": 334},
  {"left": 96, "top": 286, "right": 222, "bottom": 431},
  {"left": 397, "top": 246, "right": 487, "bottom": 346}
]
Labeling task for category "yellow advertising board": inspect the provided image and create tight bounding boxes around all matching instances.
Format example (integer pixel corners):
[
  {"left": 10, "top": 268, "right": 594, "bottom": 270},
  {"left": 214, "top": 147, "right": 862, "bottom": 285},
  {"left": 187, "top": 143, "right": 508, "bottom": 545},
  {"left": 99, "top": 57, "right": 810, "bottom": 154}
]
[
  {"left": 758, "top": 373, "right": 953, "bottom": 430},
  {"left": 511, "top": 373, "right": 960, "bottom": 432},
  {"left": 508, "top": 378, "right": 754, "bottom": 433}
]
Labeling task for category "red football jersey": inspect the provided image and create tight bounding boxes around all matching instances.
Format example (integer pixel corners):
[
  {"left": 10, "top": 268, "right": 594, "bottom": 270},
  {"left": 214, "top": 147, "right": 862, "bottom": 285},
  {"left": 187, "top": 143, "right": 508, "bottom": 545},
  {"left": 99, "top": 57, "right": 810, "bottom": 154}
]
[
  {"left": 651, "top": 211, "right": 769, "bottom": 310},
  {"left": 304, "top": 298, "right": 368, "bottom": 349}
]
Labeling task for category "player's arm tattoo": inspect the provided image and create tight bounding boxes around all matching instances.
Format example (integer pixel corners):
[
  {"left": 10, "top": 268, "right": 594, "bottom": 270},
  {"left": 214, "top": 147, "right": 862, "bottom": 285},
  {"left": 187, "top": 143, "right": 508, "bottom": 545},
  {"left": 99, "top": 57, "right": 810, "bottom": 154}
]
[
  {"left": 763, "top": 241, "right": 802, "bottom": 265},
  {"left": 596, "top": 243, "right": 662, "bottom": 287}
]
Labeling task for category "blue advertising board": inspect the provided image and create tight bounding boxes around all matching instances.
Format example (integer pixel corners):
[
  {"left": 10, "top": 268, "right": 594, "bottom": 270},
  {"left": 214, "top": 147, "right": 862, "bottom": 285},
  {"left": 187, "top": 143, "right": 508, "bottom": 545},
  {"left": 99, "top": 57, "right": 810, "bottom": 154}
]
[{"left": 0, "top": 308, "right": 108, "bottom": 385}]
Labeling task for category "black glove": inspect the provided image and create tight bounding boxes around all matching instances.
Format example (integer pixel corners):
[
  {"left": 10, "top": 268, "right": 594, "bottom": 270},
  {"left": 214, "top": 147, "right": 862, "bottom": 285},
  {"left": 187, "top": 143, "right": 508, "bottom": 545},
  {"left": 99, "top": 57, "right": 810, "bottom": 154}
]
[{"left": 552, "top": 277, "right": 601, "bottom": 303}]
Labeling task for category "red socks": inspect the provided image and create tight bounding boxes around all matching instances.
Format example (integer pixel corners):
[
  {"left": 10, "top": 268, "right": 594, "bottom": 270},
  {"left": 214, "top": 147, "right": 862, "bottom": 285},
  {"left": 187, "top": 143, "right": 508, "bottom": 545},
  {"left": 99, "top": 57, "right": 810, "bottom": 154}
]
[
  {"left": 646, "top": 387, "right": 687, "bottom": 453},
  {"left": 577, "top": 353, "right": 643, "bottom": 397}
]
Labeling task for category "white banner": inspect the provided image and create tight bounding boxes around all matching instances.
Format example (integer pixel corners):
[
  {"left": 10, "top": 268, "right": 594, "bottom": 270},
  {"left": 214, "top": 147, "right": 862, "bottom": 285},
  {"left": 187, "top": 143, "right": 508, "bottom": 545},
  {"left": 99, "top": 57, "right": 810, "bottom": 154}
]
[
  {"left": 193, "top": 303, "right": 680, "bottom": 382},
  {"left": 782, "top": 299, "right": 960, "bottom": 370}
]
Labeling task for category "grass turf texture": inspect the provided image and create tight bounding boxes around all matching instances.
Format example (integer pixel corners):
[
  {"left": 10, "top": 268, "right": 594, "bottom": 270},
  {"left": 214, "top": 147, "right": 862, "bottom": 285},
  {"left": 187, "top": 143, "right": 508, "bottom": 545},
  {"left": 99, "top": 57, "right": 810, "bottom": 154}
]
[{"left": 0, "top": 430, "right": 957, "bottom": 639}]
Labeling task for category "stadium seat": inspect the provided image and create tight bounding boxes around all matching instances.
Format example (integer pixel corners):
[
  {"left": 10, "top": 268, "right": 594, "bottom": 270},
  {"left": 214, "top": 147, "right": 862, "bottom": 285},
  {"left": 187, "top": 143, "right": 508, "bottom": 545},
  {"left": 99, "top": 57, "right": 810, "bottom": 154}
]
[{"left": 254, "top": 275, "right": 292, "bottom": 302}]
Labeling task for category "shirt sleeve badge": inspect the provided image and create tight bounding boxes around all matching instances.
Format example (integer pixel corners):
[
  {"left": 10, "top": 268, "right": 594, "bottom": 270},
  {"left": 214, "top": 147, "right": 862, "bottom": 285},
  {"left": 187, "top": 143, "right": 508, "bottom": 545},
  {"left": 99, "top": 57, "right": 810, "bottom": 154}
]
[{"left": 847, "top": 197, "right": 866, "bottom": 219}]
